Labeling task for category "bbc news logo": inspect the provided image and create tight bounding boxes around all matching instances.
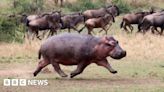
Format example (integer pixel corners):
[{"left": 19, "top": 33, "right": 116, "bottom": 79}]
[{"left": 3, "top": 79, "right": 48, "bottom": 86}]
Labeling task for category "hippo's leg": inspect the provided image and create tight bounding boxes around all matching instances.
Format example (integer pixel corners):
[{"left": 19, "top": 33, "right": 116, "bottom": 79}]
[
  {"left": 95, "top": 59, "right": 117, "bottom": 74},
  {"left": 51, "top": 62, "right": 68, "bottom": 77},
  {"left": 70, "top": 61, "right": 90, "bottom": 78},
  {"left": 33, "top": 59, "right": 50, "bottom": 76}
]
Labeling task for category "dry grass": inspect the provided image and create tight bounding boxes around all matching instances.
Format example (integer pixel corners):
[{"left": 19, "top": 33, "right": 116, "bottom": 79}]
[{"left": 0, "top": 13, "right": 164, "bottom": 92}]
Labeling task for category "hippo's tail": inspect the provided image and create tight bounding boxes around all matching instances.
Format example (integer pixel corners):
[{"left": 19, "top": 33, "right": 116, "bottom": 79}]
[{"left": 38, "top": 49, "right": 42, "bottom": 59}]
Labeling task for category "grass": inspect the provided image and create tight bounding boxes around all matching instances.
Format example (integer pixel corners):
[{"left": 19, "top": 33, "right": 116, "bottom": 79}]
[{"left": 0, "top": 28, "right": 164, "bottom": 92}]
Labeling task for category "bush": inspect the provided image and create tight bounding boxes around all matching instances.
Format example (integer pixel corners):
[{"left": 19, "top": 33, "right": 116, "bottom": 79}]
[
  {"left": 0, "top": 16, "right": 24, "bottom": 43},
  {"left": 12, "top": 0, "right": 44, "bottom": 14},
  {"left": 64, "top": 0, "right": 105, "bottom": 12},
  {"left": 112, "top": 0, "right": 133, "bottom": 13}
]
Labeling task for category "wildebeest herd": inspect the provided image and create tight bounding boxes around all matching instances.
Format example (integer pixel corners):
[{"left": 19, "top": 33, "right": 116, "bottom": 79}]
[
  {"left": 21, "top": 5, "right": 119, "bottom": 40},
  {"left": 20, "top": 4, "right": 164, "bottom": 78}
]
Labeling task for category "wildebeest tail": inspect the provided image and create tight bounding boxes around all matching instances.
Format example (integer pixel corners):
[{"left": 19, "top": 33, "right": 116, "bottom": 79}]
[
  {"left": 38, "top": 49, "right": 42, "bottom": 59},
  {"left": 120, "top": 19, "right": 124, "bottom": 28}
]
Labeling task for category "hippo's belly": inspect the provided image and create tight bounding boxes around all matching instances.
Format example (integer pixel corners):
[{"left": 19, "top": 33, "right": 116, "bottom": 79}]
[{"left": 54, "top": 58, "right": 79, "bottom": 65}]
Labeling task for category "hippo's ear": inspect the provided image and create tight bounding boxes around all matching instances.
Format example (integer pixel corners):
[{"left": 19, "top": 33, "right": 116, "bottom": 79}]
[
  {"left": 100, "top": 36, "right": 109, "bottom": 44},
  {"left": 107, "top": 40, "right": 115, "bottom": 46},
  {"left": 102, "top": 36, "right": 108, "bottom": 41}
]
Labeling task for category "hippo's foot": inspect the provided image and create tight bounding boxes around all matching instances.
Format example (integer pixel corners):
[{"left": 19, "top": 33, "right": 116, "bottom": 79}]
[
  {"left": 33, "top": 72, "right": 37, "bottom": 77},
  {"left": 110, "top": 70, "right": 117, "bottom": 74}
]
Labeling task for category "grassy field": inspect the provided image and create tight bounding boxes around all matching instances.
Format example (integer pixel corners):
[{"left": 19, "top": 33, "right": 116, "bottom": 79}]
[{"left": 0, "top": 16, "right": 164, "bottom": 92}]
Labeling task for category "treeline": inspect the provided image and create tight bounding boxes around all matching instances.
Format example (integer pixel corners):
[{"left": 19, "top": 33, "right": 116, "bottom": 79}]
[{"left": 0, "top": 0, "right": 157, "bottom": 42}]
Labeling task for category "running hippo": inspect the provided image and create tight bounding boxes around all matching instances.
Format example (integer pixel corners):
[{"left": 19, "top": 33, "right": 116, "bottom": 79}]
[{"left": 33, "top": 33, "right": 126, "bottom": 78}]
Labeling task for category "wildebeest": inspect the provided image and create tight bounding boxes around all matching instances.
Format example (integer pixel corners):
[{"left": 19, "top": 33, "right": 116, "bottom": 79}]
[
  {"left": 59, "top": 12, "right": 85, "bottom": 32},
  {"left": 138, "top": 11, "right": 164, "bottom": 35},
  {"left": 79, "top": 13, "right": 115, "bottom": 35},
  {"left": 33, "top": 33, "right": 126, "bottom": 78},
  {"left": 21, "top": 13, "right": 51, "bottom": 26},
  {"left": 120, "top": 10, "right": 154, "bottom": 33},
  {"left": 82, "top": 5, "right": 119, "bottom": 20},
  {"left": 23, "top": 11, "right": 62, "bottom": 40}
]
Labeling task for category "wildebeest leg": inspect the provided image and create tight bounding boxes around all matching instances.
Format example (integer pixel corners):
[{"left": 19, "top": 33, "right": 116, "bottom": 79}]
[
  {"left": 70, "top": 61, "right": 90, "bottom": 78},
  {"left": 123, "top": 24, "right": 129, "bottom": 33},
  {"left": 48, "top": 28, "right": 57, "bottom": 37},
  {"left": 33, "top": 59, "right": 50, "bottom": 76},
  {"left": 102, "top": 27, "right": 108, "bottom": 35},
  {"left": 51, "top": 62, "right": 68, "bottom": 77},
  {"left": 42, "top": 31, "right": 48, "bottom": 39},
  {"left": 160, "top": 27, "right": 164, "bottom": 35},
  {"left": 96, "top": 59, "right": 117, "bottom": 74},
  {"left": 99, "top": 24, "right": 111, "bottom": 34},
  {"left": 79, "top": 26, "right": 86, "bottom": 33},
  {"left": 137, "top": 23, "right": 142, "bottom": 33},
  {"left": 106, "top": 23, "right": 112, "bottom": 30},
  {"left": 60, "top": 0, "right": 63, "bottom": 7},
  {"left": 129, "top": 25, "right": 133, "bottom": 33},
  {"left": 151, "top": 27, "right": 155, "bottom": 34},
  {"left": 68, "top": 28, "right": 71, "bottom": 33},
  {"left": 86, "top": 26, "right": 93, "bottom": 35},
  {"left": 35, "top": 31, "right": 42, "bottom": 40},
  {"left": 71, "top": 26, "right": 80, "bottom": 32}
]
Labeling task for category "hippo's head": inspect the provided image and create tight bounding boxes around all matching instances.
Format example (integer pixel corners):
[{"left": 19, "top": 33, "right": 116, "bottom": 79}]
[{"left": 96, "top": 36, "right": 126, "bottom": 60}]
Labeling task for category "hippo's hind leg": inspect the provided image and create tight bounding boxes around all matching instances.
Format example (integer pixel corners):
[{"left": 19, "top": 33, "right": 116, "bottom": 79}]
[
  {"left": 33, "top": 59, "right": 50, "bottom": 77},
  {"left": 95, "top": 59, "right": 117, "bottom": 74},
  {"left": 70, "top": 61, "right": 90, "bottom": 78},
  {"left": 51, "top": 62, "right": 68, "bottom": 77}
]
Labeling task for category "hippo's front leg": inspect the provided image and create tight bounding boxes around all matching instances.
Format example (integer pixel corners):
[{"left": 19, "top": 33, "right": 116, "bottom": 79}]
[
  {"left": 95, "top": 59, "right": 117, "bottom": 74},
  {"left": 70, "top": 61, "right": 90, "bottom": 78},
  {"left": 51, "top": 62, "right": 68, "bottom": 77}
]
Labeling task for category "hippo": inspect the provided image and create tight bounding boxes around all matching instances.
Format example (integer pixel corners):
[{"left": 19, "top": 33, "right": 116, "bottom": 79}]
[{"left": 33, "top": 33, "right": 126, "bottom": 78}]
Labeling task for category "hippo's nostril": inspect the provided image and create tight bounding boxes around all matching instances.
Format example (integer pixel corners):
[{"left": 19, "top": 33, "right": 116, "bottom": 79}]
[{"left": 122, "top": 51, "right": 126, "bottom": 57}]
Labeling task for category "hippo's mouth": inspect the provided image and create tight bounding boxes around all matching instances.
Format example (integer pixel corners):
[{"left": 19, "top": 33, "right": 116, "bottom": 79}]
[{"left": 110, "top": 51, "right": 126, "bottom": 60}]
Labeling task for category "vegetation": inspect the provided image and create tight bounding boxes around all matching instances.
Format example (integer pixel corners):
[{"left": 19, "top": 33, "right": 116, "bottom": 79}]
[{"left": 0, "top": 0, "right": 163, "bottom": 43}]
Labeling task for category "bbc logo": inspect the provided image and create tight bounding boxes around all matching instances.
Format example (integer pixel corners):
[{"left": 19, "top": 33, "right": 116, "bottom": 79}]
[{"left": 3, "top": 79, "right": 26, "bottom": 86}]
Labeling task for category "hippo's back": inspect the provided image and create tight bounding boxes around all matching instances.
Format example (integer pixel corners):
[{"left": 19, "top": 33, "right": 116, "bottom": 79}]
[{"left": 40, "top": 33, "right": 99, "bottom": 60}]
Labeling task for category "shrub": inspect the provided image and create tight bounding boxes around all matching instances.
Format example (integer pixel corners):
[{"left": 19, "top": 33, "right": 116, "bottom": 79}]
[
  {"left": 112, "top": 0, "right": 133, "bottom": 13},
  {"left": 12, "top": 0, "right": 44, "bottom": 14},
  {"left": 64, "top": 0, "right": 105, "bottom": 12},
  {"left": 0, "top": 16, "right": 24, "bottom": 43}
]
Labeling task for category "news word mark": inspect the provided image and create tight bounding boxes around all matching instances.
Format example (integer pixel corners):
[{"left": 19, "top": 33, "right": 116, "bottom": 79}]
[{"left": 3, "top": 79, "right": 48, "bottom": 86}]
